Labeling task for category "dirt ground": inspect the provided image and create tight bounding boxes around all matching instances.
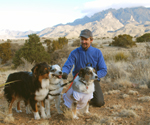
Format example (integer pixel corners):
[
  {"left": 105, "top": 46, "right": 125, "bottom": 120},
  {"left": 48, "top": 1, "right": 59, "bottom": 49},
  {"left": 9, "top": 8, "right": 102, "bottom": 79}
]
[{"left": 0, "top": 81, "right": 150, "bottom": 125}]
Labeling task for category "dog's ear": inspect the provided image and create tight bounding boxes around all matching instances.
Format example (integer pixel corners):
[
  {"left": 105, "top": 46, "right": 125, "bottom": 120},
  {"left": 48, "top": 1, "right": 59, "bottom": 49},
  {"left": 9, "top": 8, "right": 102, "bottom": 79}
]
[
  {"left": 78, "top": 68, "right": 84, "bottom": 77},
  {"left": 86, "top": 63, "right": 92, "bottom": 67},
  {"left": 31, "top": 64, "right": 38, "bottom": 77},
  {"left": 49, "top": 66, "right": 52, "bottom": 71},
  {"left": 93, "top": 68, "right": 97, "bottom": 74}
]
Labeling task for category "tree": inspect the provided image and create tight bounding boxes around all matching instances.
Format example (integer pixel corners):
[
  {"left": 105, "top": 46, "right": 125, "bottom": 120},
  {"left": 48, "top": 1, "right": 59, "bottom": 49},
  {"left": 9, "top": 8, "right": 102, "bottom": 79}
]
[
  {"left": 44, "top": 39, "right": 53, "bottom": 53},
  {"left": 110, "top": 34, "right": 136, "bottom": 48},
  {"left": 136, "top": 33, "right": 150, "bottom": 42},
  {"left": 72, "top": 39, "right": 80, "bottom": 47},
  {"left": 52, "top": 37, "right": 68, "bottom": 52},
  {"left": 0, "top": 41, "right": 12, "bottom": 64},
  {"left": 13, "top": 34, "right": 50, "bottom": 68}
]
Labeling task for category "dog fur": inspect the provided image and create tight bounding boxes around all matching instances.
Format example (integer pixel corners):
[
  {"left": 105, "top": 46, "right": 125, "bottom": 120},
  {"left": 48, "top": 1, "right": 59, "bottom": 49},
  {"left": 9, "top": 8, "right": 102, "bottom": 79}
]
[
  {"left": 63, "top": 66, "right": 98, "bottom": 119},
  {"left": 44, "top": 64, "right": 64, "bottom": 118},
  {"left": 4, "top": 62, "right": 50, "bottom": 120}
]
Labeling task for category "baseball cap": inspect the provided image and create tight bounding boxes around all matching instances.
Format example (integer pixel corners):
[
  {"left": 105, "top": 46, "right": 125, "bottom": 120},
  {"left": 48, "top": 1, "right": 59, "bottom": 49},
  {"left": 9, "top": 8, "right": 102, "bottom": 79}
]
[{"left": 79, "top": 29, "right": 93, "bottom": 38}]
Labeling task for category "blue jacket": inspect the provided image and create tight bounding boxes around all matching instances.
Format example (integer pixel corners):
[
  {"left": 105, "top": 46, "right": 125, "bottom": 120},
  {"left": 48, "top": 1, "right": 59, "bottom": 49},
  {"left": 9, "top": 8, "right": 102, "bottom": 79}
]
[{"left": 62, "top": 45, "right": 107, "bottom": 79}]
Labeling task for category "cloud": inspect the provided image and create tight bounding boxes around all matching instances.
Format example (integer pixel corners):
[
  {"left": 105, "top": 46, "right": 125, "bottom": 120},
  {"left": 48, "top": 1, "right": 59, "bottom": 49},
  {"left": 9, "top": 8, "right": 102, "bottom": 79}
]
[{"left": 81, "top": 0, "right": 150, "bottom": 17}]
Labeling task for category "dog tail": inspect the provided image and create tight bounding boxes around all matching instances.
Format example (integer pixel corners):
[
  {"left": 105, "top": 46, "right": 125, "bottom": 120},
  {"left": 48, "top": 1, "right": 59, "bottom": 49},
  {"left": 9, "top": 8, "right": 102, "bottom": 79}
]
[{"left": 4, "top": 74, "right": 19, "bottom": 103}]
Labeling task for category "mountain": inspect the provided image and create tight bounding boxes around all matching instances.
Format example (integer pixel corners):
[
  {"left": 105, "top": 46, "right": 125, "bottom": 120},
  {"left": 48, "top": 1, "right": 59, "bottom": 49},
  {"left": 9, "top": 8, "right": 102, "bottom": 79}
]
[
  {"left": 0, "top": 29, "right": 36, "bottom": 39},
  {"left": 66, "top": 6, "right": 150, "bottom": 26},
  {"left": 1, "top": 6, "right": 150, "bottom": 39}
]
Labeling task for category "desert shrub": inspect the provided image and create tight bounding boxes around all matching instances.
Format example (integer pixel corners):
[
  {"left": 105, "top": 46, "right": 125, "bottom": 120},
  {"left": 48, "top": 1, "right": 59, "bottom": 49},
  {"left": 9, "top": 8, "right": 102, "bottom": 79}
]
[
  {"left": 145, "top": 43, "right": 150, "bottom": 58},
  {"left": 44, "top": 39, "right": 53, "bottom": 53},
  {"left": 110, "top": 34, "right": 136, "bottom": 48},
  {"left": 103, "top": 54, "right": 114, "bottom": 61},
  {"left": 119, "top": 109, "right": 138, "bottom": 118},
  {"left": 10, "top": 43, "right": 22, "bottom": 57},
  {"left": 12, "top": 34, "right": 50, "bottom": 68},
  {"left": 0, "top": 41, "right": 12, "bottom": 64},
  {"left": 136, "top": 33, "right": 150, "bottom": 42},
  {"left": 50, "top": 46, "right": 71, "bottom": 66},
  {"left": 103, "top": 52, "right": 129, "bottom": 62},
  {"left": 114, "top": 52, "right": 129, "bottom": 61},
  {"left": 105, "top": 62, "right": 129, "bottom": 80},
  {"left": 92, "top": 43, "right": 98, "bottom": 48},
  {"left": 129, "top": 50, "right": 139, "bottom": 59},
  {"left": 52, "top": 37, "right": 68, "bottom": 52},
  {"left": 71, "top": 39, "right": 80, "bottom": 47},
  {"left": 128, "top": 59, "right": 150, "bottom": 85}
]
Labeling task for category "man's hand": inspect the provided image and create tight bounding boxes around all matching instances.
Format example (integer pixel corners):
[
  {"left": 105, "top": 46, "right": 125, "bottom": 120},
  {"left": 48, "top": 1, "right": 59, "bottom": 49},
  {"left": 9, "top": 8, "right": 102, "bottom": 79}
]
[{"left": 62, "top": 72, "right": 68, "bottom": 79}]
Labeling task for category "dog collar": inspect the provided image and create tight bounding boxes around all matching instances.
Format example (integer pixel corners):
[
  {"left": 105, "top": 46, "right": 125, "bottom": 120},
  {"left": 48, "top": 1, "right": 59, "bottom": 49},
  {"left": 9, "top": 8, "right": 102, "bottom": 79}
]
[{"left": 48, "top": 93, "right": 60, "bottom": 96}]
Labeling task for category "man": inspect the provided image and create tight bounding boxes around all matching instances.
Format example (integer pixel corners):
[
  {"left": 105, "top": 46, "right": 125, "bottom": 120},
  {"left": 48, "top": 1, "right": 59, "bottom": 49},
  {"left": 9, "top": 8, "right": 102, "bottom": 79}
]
[{"left": 62, "top": 29, "right": 107, "bottom": 107}]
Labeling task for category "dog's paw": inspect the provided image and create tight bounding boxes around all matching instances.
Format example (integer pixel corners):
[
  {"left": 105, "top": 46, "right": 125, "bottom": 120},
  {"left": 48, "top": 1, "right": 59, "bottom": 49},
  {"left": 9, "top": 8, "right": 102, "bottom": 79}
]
[
  {"left": 15, "top": 108, "right": 22, "bottom": 113},
  {"left": 46, "top": 115, "right": 51, "bottom": 119},
  {"left": 34, "top": 112, "right": 41, "bottom": 120},
  {"left": 85, "top": 111, "right": 90, "bottom": 114},
  {"left": 41, "top": 114, "right": 47, "bottom": 119},
  {"left": 41, "top": 111, "right": 47, "bottom": 119},
  {"left": 73, "top": 115, "right": 79, "bottom": 119},
  {"left": 26, "top": 109, "right": 32, "bottom": 114},
  {"left": 34, "top": 116, "right": 40, "bottom": 120},
  {"left": 26, "top": 107, "right": 32, "bottom": 114}
]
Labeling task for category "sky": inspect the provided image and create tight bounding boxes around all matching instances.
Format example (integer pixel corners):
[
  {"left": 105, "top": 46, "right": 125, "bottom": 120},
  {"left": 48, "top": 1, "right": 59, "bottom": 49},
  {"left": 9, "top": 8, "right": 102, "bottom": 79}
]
[{"left": 0, "top": 0, "right": 150, "bottom": 31}]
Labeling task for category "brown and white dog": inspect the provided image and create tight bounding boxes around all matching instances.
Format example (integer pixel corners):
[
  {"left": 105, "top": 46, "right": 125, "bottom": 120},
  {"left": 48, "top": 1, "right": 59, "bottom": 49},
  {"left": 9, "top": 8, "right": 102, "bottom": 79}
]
[
  {"left": 44, "top": 64, "right": 64, "bottom": 118},
  {"left": 63, "top": 66, "right": 98, "bottom": 119},
  {"left": 4, "top": 62, "right": 50, "bottom": 120}
]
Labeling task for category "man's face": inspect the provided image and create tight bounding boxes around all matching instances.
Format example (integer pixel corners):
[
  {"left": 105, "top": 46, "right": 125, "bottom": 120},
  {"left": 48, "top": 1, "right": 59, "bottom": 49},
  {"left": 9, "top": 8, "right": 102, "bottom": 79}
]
[{"left": 80, "top": 37, "right": 93, "bottom": 50}]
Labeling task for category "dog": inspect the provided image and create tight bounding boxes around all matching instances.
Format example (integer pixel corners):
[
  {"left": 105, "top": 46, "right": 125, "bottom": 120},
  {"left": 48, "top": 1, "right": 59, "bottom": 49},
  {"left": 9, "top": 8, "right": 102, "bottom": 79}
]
[
  {"left": 44, "top": 64, "right": 64, "bottom": 118},
  {"left": 63, "top": 66, "right": 98, "bottom": 119},
  {"left": 4, "top": 62, "right": 50, "bottom": 120}
]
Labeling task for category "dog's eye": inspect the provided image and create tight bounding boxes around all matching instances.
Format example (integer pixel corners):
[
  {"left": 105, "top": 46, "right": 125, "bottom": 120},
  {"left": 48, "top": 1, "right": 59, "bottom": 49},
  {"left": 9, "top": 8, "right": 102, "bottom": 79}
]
[
  {"left": 41, "top": 70, "right": 49, "bottom": 75},
  {"left": 87, "top": 71, "right": 92, "bottom": 75},
  {"left": 50, "top": 69, "right": 56, "bottom": 72}
]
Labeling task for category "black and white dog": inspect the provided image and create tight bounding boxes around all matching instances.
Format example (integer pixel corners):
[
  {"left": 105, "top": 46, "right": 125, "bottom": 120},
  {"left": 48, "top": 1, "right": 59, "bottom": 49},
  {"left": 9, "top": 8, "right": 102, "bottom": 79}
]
[
  {"left": 44, "top": 64, "right": 64, "bottom": 118},
  {"left": 4, "top": 62, "right": 50, "bottom": 120},
  {"left": 63, "top": 66, "right": 98, "bottom": 119}
]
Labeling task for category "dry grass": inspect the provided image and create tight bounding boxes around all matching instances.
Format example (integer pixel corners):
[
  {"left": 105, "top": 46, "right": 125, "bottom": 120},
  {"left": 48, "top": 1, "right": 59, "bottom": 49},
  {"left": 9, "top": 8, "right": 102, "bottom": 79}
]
[
  {"left": 130, "top": 105, "right": 144, "bottom": 111},
  {"left": 111, "top": 104, "right": 122, "bottom": 109},
  {"left": 122, "top": 94, "right": 129, "bottom": 98},
  {"left": 139, "top": 84, "right": 148, "bottom": 89},
  {"left": 138, "top": 96, "right": 150, "bottom": 102},
  {"left": 0, "top": 103, "right": 13, "bottom": 124},
  {"left": 118, "top": 109, "right": 138, "bottom": 118},
  {"left": 37, "top": 121, "right": 50, "bottom": 125},
  {"left": 128, "top": 90, "right": 139, "bottom": 95},
  {"left": 105, "top": 61, "right": 130, "bottom": 80},
  {"left": 102, "top": 42, "right": 150, "bottom": 88},
  {"left": 16, "top": 57, "right": 35, "bottom": 71},
  {"left": 104, "top": 90, "right": 120, "bottom": 95},
  {"left": 99, "top": 117, "right": 115, "bottom": 125},
  {"left": 3, "top": 115, "right": 14, "bottom": 123},
  {"left": 113, "top": 79, "right": 133, "bottom": 88}
]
